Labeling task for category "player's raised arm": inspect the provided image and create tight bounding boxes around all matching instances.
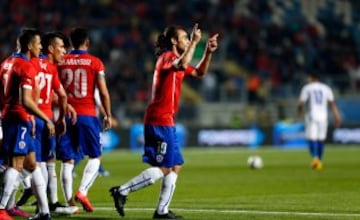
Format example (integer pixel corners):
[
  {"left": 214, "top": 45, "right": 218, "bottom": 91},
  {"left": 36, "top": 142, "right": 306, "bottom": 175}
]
[
  {"left": 173, "top": 23, "right": 201, "bottom": 69},
  {"left": 192, "top": 33, "right": 219, "bottom": 78}
]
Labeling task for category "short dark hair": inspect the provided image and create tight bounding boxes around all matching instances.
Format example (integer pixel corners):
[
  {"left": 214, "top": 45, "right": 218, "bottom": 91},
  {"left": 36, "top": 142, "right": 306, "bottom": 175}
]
[
  {"left": 70, "top": 27, "right": 88, "bottom": 49},
  {"left": 18, "top": 28, "right": 41, "bottom": 53},
  {"left": 42, "top": 32, "right": 66, "bottom": 54},
  {"left": 308, "top": 72, "right": 320, "bottom": 79}
]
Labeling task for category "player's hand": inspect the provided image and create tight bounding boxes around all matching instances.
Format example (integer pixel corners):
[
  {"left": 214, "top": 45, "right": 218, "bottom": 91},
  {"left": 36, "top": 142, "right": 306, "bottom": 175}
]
[
  {"left": 46, "top": 120, "right": 55, "bottom": 138},
  {"left": 190, "top": 23, "right": 201, "bottom": 43},
  {"left": 55, "top": 118, "right": 66, "bottom": 136},
  {"left": 103, "top": 116, "right": 112, "bottom": 131},
  {"left": 334, "top": 116, "right": 341, "bottom": 128},
  {"left": 206, "top": 33, "right": 219, "bottom": 53},
  {"left": 67, "top": 104, "right": 77, "bottom": 125}
]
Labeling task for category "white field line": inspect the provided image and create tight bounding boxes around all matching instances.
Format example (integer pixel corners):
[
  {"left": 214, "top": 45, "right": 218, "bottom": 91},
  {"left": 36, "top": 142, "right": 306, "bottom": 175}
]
[{"left": 96, "top": 207, "right": 360, "bottom": 218}]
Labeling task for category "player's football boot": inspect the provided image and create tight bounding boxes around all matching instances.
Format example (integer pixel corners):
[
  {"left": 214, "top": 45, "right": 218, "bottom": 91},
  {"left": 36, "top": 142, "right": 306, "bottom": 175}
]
[
  {"left": 315, "top": 161, "right": 323, "bottom": 170},
  {"left": 67, "top": 199, "right": 80, "bottom": 214},
  {"left": 28, "top": 213, "right": 51, "bottom": 220},
  {"left": 311, "top": 157, "right": 320, "bottom": 169},
  {"left": 49, "top": 201, "right": 79, "bottom": 215},
  {"left": 153, "top": 210, "right": 183, "bottom": 219},
  {"left": 109, "top": 186, "right": 127, "bottom": 217},
  {"left": 7, "top": 205, "right": 32, "bottom": 217},
  {"left": 74, "top": 191, "right": 94, "bottom": 212}
]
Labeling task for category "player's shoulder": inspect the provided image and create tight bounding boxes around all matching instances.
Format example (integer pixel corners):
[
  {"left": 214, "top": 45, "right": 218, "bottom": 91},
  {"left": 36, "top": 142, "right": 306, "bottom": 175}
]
[
  {"left": 77, "top": 53, "right": 103, "bottom": 64},
  {"left": 88, "top": 53, "right": 103, "bottom": 63},
  {"left": 316, "top": 81, "right": 332, "bottom": 90},
  {"left": 19, "top": 58, "right": 35, "bottom": 70},
  {"left": 0, "top": 56, "right": 13, "bottom": 68},
  {"left": 161, "top": 51, "right": 176, "bottom": 60},
  {"left": 29, "top": 56, "right": 43, "bottom": 67},
  {"left": 301, "top": 82, "right": 313, "bottom": 90},
  {"left": 156, "top": 51, "right": 177, "bottom": 67},
  {"left": 1, "top": 55, "right": 12, "bottom": 63}
]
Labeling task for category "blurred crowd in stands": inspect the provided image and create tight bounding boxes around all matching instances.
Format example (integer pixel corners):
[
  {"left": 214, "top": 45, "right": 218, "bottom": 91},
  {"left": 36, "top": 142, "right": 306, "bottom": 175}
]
[{"left": 0, "top": 0, "right": 359, "bottom": 124}]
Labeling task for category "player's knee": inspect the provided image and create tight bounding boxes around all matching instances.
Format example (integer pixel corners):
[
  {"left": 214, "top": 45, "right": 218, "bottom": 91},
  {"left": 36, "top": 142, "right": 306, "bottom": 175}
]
[{"left": 143, "top": 167, "right": 164, "bottom": 184}]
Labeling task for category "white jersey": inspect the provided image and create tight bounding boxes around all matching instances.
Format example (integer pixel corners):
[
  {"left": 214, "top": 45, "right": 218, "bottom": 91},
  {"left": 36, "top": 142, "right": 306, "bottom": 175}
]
[{"left": 299, "top": 81, "right": 334, "bottom": 122}]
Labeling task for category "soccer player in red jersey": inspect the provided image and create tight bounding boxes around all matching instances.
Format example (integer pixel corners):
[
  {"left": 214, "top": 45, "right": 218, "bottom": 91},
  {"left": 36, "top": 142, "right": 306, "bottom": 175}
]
[
  {"left": 27, "top": 32, "right": 79, "bottom": 215},
  {"left": 0, "top": 28, "right": 55, "bottom": 220},
  {"left": 57, "top": 27, "right": 112, "bottom": 212},
  {"left": 110, "top": 24, "right": 218, "bottom": 219}
]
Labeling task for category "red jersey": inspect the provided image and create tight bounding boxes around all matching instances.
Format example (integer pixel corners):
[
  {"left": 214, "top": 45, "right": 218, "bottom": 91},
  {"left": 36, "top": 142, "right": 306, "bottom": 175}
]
[
  {"left": 144, "top": 51, "right": 194, "bottom": 126},
  {"left": 31, "top": 55, "right": 62, "bottom": 119},
  {"left": 57, "top": 50, "right": 104, "bottom": 116},
  {"left": 0, "top": 53, "right": 37, "bottom": 122}
]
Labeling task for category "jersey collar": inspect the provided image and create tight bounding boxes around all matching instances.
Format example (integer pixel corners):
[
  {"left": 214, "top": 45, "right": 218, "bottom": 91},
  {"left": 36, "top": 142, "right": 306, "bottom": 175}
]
[
  {"left": 12, "top": 52, "right": 29, "bottom": 61},
  {"left": 70, "top": 49, "right": 88, "bottom": 55},
  {"left": 39, "top": 53, "right": 47, "bottom": 59}
]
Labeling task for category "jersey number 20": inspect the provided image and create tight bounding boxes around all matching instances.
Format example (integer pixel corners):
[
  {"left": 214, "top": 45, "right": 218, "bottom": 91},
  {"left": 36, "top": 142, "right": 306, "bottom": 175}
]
[{"left": 61, "top": 68, "right": 88, "bottom": 98}]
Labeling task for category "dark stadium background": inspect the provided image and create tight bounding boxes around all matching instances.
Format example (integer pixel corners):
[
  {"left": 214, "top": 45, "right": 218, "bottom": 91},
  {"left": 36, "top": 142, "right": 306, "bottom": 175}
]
[{"left": 2, "top": 0, "right": 360, "bottom": 148}]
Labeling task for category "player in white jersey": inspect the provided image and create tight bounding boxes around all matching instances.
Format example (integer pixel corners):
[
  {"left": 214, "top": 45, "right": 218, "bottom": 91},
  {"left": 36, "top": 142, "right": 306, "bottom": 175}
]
[{"left": 297, "top": 73, "right": 341, "bottom": 170}]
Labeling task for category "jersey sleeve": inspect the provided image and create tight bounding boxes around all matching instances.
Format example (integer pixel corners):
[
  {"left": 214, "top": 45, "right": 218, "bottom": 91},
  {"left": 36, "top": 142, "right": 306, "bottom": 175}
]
[
  {"left": 299, "top": 86, "right": 308, "bottom": 102},
  {"left": 93, "top": 56, "right": 105, "bottom": 77},
  {"left": 184, "top": 65, "right": 195, "bottom": 76},
  {"left": 325, "top": 86, "right": 334, "bottom": 102},
  {"left": 159, "top": 52, "right": 177, "bottom": 70},
  {"left": 159, "top": 52, "right": 195, "bottom": 75},
  {"left": 22, "top": 63, "right": 36, "bottom": 90}
]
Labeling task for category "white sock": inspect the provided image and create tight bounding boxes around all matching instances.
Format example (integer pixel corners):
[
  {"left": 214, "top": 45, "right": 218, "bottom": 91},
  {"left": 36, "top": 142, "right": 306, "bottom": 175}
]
[
  {"left": 39, "top": 162, "right": 48, "bottom": 185},
  {"left": 47, "top": 163, "right": 58, "bottom": 204},
  {"left": 6, "top": 189, "right": 17, "bottom": 209},
  {"left": 0, "top": 168, "right": 20, "bottom": 209},
  {"left": 5, "top": 170, "right": 21, "bottom": 209},
  {"left": 31, "top": 167, "right": 49, "bottom": 214},
  {"left": 156, "top": 172, "right": 178, "bottom": 215},
  {"left": 60, "top": 163, "right": 74, "bottom": 203},
  {"left": 78, "top": 158, "right": 100, "bottom": 195},
  {"left": 120, "top": 167, "right": 164, "bottom": 195}
]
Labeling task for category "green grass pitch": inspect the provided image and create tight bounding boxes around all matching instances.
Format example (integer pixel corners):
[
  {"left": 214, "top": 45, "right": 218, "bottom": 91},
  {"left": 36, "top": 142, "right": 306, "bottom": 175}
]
[{"left": 17, "top": 145, "right": 360, "bottom": 219}]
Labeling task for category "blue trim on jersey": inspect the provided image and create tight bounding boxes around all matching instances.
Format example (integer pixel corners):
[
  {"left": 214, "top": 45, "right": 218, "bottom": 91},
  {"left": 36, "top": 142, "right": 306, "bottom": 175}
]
[
  {"left": 11, "top": 52, "right": 29, "bottom": 61},
  {"left": 142, "top": 125, "right": 184, "bottom": 167},
  {"left": 39, "top": 53, "right": 47, "bottom": 59},
  {"left": 69, "top": 50, "right": 87, "bottom": 55}
]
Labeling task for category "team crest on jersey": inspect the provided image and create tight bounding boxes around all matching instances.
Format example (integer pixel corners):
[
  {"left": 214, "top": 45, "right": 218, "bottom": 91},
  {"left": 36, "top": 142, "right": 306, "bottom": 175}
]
[
  {"left": 19, "top": 141, "right": 26, "bottom": 149},
  {"left": 156, "top": 154, "right": 164, "bottom": 163}
]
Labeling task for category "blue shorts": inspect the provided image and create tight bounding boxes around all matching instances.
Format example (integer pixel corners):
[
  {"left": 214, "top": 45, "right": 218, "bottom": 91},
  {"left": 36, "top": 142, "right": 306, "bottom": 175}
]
[
  {"left": 2, "top": 119, "right": 35, "bottom": 157},
  {"left": 34, "top": 118, "right": 56, "bottom": 162},
  {"left": 57, "top": 115, "right": 101, "bottom": 161},
  {"left": 142, "top": 125, "right": 184, "bottom": 167}
]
